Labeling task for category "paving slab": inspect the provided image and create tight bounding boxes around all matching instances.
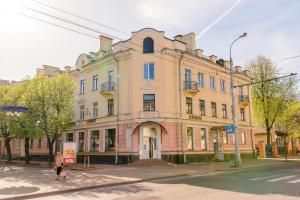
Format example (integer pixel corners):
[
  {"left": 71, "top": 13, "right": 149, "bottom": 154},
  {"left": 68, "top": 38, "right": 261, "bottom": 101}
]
[{"left": 0, "top": 159, "right": 295, "bottom": 200}]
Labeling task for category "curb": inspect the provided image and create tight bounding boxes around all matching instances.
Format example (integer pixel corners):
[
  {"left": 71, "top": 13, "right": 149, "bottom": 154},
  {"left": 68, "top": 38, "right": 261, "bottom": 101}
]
[{"left": 0, "top": 174, "right": 188, "bottom": 200}]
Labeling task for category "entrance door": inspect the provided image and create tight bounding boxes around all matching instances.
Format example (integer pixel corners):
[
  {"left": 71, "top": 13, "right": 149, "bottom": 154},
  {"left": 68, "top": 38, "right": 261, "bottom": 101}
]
[{"left": 139, "top": 126, "right": 161, "bottom": 159}]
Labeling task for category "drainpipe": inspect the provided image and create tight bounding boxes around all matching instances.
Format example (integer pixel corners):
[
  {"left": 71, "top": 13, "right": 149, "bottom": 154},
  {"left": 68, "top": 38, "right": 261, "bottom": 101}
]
[
  {"left": 112, "top": 53, "right": 120, "bottom": 164},
  {"left": 178, "top": 52, "right": 186, "bottom": 164}
]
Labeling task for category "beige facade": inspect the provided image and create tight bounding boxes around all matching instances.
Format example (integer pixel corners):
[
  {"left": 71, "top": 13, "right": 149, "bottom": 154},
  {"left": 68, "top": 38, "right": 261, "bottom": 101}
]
[{"left": 3, "top": 28, "right": 255, "bottom": 163}]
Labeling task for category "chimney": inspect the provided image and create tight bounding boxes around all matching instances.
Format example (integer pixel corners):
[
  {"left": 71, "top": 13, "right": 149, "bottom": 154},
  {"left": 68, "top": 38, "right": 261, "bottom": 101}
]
[
  {"left": 64, "top": 66, "right": 71, "bottom": 72},
  {"left": 235, "top": 66, "right": 242, "bottom": 73},
  {"left": 209, "top": 55, "right": 218, "bottom": 63},
  {"left": 223, "top": 60, "right": 230, "bottom": 68},
  {"left": 99, "top": 35, "right": 113, "bottom": 52},
  {"left": 173, "top": 33, "right": 196, "bottom": 51},
  {"left": 194, "top": 49, "right": 204, "bottom": 57}
]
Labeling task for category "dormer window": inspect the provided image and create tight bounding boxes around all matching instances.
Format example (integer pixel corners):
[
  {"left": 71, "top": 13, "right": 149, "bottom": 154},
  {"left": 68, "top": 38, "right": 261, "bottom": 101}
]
[{"left": 143, "top": 37, "right": 154, "bottom": 53}]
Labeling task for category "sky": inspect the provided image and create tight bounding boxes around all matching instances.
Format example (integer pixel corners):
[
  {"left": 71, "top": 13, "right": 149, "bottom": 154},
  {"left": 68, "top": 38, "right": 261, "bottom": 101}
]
[{"left": 0, "top": 0, "right": 300, "bottom": 84}]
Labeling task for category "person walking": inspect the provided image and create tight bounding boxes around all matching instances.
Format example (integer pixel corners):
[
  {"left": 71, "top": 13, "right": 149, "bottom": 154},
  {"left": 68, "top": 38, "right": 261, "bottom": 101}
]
[{"left": 54, "top": 152, "right": 65, "bottom": 180}]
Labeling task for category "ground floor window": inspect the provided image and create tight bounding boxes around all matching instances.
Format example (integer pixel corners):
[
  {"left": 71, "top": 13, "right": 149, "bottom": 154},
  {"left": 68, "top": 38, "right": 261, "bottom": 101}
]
[
  {"left": 223, "top": 133, "right": 229, "bottom": 144},
  {"left": 78, "top": 132, "right": 85, "bottom": 152},
  {"left": 30, "top": 139, "right": 33, "bottom": 149},
  {"left": 242, "top": 131, "right": 247, "bottom": 144},
  {"left": 105, "top": 129, "right": 116, "bottom": 151},
  {"left": 201, "top": 128, "right": 207, "bottom": 150},
  {"left": 65, "top": 132, "right": 73, "bottom": 142},
  {"left": 38, "top": 138, "right": 42, "bottom": 148},
  {"left": 90, "top": 130, "right": 100, "bottom": 152},
  {"left": 187, "top": 127, "right": 194, "bottom": 150}
]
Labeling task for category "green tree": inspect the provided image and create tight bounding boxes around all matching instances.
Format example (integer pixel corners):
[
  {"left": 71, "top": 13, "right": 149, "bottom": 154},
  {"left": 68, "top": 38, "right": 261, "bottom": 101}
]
[
  {"left": 246, "top": 56, "right": 297, "bottom": 144},
  {"left": 26, "top": 74, "right": 76, "bottom": 165},
  {"left": 276, "top": 100, "right": 300, "bottom": 151},
  {"left": 0, "top": 83, "right": 24, "bottom": 163}
]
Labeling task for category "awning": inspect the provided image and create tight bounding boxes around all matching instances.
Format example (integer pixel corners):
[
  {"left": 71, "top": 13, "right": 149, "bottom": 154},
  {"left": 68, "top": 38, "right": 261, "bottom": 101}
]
[{"left": 0, "top": 106, "right": 29, "bottom": 112}]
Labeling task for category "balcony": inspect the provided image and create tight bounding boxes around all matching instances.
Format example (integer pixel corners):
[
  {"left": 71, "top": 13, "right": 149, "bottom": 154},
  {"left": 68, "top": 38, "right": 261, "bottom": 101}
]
[
  {"left": 100, "top": 82, "right": 116, "bottom": 96},
  {"left": 183, "top": 81, "right": 199, "bottom": 95},
  {"left": 239, "top": 95, "right": 249, "bottom": 107}
]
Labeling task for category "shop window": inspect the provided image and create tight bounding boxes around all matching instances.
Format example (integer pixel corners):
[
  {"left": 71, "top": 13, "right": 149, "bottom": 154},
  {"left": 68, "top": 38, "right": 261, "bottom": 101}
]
[
  {"left": 105, "top": 129, "right": 116, "bottom": 151},
  {"left": 90, "top": 130, "right": 99, "bottom": 152},
  {"left": 78, "top": 132, "right": 85, "bottom": 152},
  {"left": 66, "top": 132, "right": 73, "bottom": 142},
  {"left": 187, "top": 127, "right": 194, "bottom": 150},
  {"left": 201, "top": 128, "right": 207, "bottom": 150}
]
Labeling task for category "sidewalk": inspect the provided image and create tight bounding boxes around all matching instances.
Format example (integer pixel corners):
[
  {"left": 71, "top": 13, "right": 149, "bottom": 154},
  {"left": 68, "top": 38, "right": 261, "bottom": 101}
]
[{"left": 0, "top": 159, "right": 297, "bottom": 200}]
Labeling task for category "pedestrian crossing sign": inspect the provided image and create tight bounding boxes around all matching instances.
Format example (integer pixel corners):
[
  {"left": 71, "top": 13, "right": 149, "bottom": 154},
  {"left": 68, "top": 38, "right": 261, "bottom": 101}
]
[{"left": 225, "top": 124, "right": 235, "bottom": 134}]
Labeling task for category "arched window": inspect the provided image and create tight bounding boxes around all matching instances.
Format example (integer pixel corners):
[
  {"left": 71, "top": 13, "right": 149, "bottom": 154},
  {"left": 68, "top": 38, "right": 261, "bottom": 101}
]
[{"left": 143, "top": 37, "right": 154, "bottom": 53}]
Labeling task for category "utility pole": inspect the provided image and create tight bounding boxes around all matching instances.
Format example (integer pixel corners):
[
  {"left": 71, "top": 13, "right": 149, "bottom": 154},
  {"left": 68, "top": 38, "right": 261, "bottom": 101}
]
[{"left": 230, "top": 32, "right": 247, "bottom": 167}]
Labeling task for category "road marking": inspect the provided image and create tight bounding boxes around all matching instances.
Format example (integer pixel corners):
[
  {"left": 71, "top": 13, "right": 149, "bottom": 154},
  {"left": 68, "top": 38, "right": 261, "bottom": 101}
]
[
  {"left": 249, "top": 175, "right": 278, "bottom": 181},
  {"left": 287, "top": 178, "right": 300, "bottom": 183},
  {"left": 268, "top": 175, "right": 296, "bottom": 182}
]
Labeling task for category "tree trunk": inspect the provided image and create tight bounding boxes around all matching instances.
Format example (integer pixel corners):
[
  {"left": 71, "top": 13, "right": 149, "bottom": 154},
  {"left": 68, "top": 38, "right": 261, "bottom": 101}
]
[
  {"left": 4, "top": 136, "right": 12, "bottom": 164},
  {"left": 47, "top": 138, "right": 54, "bottom": 166},
  {"left": 265, "top": 119, "right": 271, "bottom": 145},
  {"left": 24, "top": 137, "right": 30, "bottom": 164}
]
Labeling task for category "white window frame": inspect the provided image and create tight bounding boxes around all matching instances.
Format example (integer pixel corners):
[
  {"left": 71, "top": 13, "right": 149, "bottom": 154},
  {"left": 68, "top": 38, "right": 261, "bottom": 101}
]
[
  {"left": 200, "top": 128, "right": 208, "bottom": 150},
  {"left": 80, "top": 79, "right": 85, "bottom": 94},
  {"left": 220, "top": 79, "right": 226, "bottom": 92},
  {"left": 93, "top": 102, "right": 98, "bottom": 118},
  {"left": 92, "top": 75, "right": 99, "bottom": 91},
  {"left": 210, "top": 76, "right": 216, "bottom": 90},
  {"left": 242, "top": 131, "right": 247, "bottom": 144}
]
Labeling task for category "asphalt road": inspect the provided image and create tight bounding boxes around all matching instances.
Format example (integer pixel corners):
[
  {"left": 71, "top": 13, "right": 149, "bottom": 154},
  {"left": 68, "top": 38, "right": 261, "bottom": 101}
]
[{"left": 32, "top": 162, "right": 300, "bottom": 200}]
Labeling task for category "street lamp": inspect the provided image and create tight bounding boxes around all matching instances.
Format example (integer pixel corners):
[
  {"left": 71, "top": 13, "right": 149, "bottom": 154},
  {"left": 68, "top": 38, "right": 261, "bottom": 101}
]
[{"left": 229, "top": 32, "right": 247, "bottom": 167}]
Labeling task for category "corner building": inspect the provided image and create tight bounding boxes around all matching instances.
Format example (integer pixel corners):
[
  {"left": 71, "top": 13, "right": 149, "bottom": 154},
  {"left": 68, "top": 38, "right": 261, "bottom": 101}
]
[
  {"left": 63, "top": 28, "right": 255, "bottom": 164},
  {"left": 36, "top": 28, "right": 255, "bottom": 164}
]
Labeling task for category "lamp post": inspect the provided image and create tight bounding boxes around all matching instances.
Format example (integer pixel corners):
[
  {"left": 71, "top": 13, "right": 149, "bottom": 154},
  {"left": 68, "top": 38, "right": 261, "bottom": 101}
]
[{"left": 229, "top": 32, "right": 247, "bottom": 167}]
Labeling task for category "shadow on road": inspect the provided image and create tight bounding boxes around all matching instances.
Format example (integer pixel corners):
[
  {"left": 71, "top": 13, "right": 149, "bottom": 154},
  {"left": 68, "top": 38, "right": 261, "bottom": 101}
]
[{"left": 156, "top": 162, "right": 300, "bottom": 198}]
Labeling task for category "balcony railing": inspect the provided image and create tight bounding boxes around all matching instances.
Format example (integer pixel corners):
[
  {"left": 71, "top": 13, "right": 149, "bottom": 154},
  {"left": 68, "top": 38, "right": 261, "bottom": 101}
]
[
  {"left": 239, "top": 95, "right": 249, "bottom": 106},
  {"left": 183, "top": 81, "right": 199, "bottom": 95},
  {"left": 100, "top": 82, "right": 116, "bottom": 95}
]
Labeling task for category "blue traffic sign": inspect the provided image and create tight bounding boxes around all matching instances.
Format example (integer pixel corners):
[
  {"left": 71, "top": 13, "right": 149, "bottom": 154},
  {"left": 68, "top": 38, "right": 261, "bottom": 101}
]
[{"left": 225, "top": 124, "right": 235, "bottom": 134}]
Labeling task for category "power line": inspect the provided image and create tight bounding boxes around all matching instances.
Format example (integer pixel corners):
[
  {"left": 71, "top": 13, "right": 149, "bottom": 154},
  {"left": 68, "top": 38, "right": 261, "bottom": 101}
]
[
  {"left": 20, "top": 13, "right": 98, "bottom": 39},
  {"left": 31, "top": 0, "right": 129, "bottom": 36},
  {"left": 19, "top": 4, "right": 260, "bottom": 78},
  {"left": 25, "top": 7, "right": 122, "bottom": 41},
  {"left": 278, "top": 54, "right": 300, "bottom": 62},
  {"left": 26, "top": 1, "right": 253, "bottom": 77},
  {"left": 30, "top": 0, "right": 168, "bottom": 50},
  {"left": 234, "top": 73, "right": 297, "bottom": 88}
]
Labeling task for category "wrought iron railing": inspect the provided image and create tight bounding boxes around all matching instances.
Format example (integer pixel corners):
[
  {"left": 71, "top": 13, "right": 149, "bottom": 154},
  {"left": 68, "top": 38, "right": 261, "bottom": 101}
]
[
  {"left": 239, "top": 95, "right": 249, "bottom": 103},
  {"left": 183, "top": 81, "right": 198, "bottom": 91},
  {"left": 101, "top": 82, "right": 116, "bottom": 93}
]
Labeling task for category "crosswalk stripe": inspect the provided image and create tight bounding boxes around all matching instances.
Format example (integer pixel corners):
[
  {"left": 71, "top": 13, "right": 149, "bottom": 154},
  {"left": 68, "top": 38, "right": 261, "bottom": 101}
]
[
  {"left": 249, "top": 175, "right": 279, "bottom": 181},
  {"left": 268, "top": 175, "right": 296, "bottom": 182},
  {"left": 288, "top": 179, "right": 300, "bottom": 183}
]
